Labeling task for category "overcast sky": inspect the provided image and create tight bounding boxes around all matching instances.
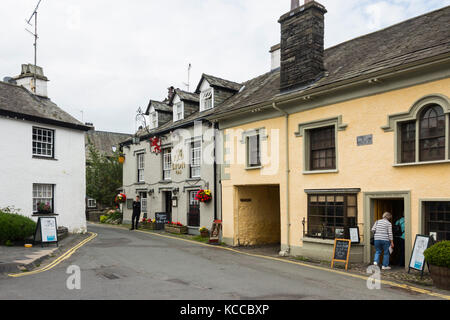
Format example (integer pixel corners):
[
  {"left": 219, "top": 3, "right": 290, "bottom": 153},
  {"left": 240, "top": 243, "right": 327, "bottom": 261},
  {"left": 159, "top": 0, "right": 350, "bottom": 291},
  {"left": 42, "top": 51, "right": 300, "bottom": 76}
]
[{"left": 1, "top": 0, "right": 449, "bottom": 134}]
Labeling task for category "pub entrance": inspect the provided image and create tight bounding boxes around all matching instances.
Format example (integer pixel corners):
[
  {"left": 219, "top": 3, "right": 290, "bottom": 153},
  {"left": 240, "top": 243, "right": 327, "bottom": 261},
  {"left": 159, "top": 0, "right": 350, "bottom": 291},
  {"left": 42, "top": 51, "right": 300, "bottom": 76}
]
[
  {"left": 163, "top": 191, "right": 172, "bottom": 223},
  {"left": 371, "top": 198, "right": 405, "bottom": 267}
]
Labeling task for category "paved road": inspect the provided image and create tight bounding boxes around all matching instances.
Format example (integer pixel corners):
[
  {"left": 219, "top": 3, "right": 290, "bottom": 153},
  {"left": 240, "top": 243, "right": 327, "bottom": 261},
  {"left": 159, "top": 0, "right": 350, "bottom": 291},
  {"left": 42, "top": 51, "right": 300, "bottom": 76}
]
[{"left": 0, "top": 224, "right": 444, "bottom": 300}]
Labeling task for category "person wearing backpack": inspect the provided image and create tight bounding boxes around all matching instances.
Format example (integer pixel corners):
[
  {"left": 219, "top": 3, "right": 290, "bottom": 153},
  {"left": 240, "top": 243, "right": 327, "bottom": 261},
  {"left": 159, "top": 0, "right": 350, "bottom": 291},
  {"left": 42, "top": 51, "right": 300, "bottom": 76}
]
[
  {"left": 395, "top": 214, "right": 405, "bottom": 267},
  {"left": 371, "top": 212, "right": 394, "bottom": 270}
]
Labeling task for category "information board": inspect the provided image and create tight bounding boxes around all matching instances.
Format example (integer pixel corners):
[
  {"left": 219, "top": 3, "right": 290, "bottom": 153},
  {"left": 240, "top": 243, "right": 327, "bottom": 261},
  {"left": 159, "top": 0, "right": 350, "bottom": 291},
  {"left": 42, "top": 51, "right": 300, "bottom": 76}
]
[
  {"left": 349, "top": 227, "right": 360, "bottom": 244},
  {"left": 331, "top": 239, "right": 351, "bottom": 270},
  {"left": 34, "top": 217, "right": 58, "bottom": 247},
  {"left": 409, "top": 235, "right": 432, "bottom": 275}
]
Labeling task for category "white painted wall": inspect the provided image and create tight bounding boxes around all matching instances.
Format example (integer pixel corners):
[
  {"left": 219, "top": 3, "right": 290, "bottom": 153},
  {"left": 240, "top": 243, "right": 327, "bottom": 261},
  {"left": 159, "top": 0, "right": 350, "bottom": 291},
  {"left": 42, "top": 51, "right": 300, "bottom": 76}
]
[{"left": 0, "top": 117, "right": 87, "bottom": 233}]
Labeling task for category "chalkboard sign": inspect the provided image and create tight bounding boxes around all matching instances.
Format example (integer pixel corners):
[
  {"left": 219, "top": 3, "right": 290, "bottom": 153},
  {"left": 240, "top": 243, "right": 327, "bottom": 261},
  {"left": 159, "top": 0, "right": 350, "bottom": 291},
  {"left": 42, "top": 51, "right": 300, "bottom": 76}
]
[
  {"left": 331, "top": 239, "right": 351, "bottom": 270},
  {"left": 408, "top": 235, "right": 433, "bottom": 277},
  {"left": 155, "top": 212, "right": 168, "bottom": 224},
  {"left": 34, "top": 217, "right": 58, "bottom": 247}
]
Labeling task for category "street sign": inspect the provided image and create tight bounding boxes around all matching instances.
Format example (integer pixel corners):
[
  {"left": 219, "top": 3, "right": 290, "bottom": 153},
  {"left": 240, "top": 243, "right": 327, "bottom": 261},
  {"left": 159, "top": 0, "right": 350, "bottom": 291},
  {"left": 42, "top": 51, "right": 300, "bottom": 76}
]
[
  {"left": 34, "top": 217, "right": 58, "bottom": 247},
  {"left": 331, "top": 239, "right": 351, "bottom": 270}
]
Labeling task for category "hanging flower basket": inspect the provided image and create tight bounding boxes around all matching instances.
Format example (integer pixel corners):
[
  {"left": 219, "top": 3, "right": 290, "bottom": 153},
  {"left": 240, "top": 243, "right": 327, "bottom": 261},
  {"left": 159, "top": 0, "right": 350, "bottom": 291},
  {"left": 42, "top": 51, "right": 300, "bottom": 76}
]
[
  {"left": 195, "top": 190, "right": 212, "bottom": 203},
  {"left": 115, "top": 193, "right": 127, "bottom": 204}
]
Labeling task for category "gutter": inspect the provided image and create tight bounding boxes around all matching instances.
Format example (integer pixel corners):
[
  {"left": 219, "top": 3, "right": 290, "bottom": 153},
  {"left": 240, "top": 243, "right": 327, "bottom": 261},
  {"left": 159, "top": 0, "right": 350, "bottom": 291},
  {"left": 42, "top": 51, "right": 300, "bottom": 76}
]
[{"left": 272, "top": 102, "right": 291, "bottom": 256}]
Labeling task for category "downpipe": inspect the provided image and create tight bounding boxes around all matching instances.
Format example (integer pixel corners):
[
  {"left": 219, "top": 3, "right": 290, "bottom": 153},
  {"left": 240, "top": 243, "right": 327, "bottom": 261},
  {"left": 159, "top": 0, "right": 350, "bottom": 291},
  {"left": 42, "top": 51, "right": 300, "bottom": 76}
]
[{"left": 272, "top": 102, "right": 291, "bottom": 256}]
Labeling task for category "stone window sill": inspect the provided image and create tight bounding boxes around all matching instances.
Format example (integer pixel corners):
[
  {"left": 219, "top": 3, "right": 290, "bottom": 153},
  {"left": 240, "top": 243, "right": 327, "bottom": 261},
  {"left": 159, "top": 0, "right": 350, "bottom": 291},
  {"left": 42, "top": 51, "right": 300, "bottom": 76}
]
[
  {"left": 33, "top": 156, "right": 58, "bottom": 161},
  {"left": 393, "top": 160, "right": 450, "bottom": 167},
  {"left": 245, "top": 166, "right": 263, "bottom": 171},
  {"left": 32, "top": 213, "right": 59, "bottom": 217},
  {"left": 303, "top": 169, "right": 339, "bottom": 175}
]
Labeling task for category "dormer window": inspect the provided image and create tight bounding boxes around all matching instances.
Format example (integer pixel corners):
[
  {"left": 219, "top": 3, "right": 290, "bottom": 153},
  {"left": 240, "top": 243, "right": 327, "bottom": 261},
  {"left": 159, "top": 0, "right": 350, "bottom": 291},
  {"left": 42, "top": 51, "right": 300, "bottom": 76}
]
[
  {"left": 150, "top": 111, "right": 158, "bottom": 129},
  {"left": 200, "top": 88, "right": 213, "bottom": 112},
  {"left": 174, "top": 102, "right": 184, "bottom": 122}
]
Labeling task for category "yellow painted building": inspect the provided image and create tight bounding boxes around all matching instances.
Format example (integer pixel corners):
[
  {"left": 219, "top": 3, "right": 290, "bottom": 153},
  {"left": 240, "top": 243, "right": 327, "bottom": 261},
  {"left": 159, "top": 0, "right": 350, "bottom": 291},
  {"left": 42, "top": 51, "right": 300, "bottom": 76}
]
[{"left": 206, "top": 1, "right": 450, "bottom": 267}]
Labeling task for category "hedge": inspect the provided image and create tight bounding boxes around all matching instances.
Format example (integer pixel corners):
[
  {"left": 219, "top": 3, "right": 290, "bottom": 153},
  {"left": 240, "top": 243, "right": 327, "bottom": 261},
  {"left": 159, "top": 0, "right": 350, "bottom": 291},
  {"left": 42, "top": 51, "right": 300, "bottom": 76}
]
[
  {"left": 424, "top": 241, "right": 450, "bottom": 268},
  {"left": 0, "top": 211, "right": 37, "bottom": 243}
]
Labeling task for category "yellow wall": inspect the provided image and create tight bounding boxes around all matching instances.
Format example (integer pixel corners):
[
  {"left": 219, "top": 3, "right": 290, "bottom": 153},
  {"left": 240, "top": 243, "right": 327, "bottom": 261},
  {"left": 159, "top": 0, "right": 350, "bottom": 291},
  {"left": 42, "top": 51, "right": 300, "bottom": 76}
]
[{"left": 221, "top": 78, "right": 450, "bottom": 256}]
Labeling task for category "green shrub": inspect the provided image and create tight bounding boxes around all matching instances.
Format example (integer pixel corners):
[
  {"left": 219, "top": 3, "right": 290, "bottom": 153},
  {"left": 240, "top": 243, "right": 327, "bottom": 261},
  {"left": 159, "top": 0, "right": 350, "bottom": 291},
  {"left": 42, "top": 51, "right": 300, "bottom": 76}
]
[
  {"left": 0, "top": 211, "right": 37, "bottom": 244},
  {"left": 424, "top": 241, "right": 450, "bottom": 268},
  {"left": 105, "top": 210, "right": 122, "bottom": 222},
  {"left": 100, "top": 215, "right": 108, "bottom": 223}
]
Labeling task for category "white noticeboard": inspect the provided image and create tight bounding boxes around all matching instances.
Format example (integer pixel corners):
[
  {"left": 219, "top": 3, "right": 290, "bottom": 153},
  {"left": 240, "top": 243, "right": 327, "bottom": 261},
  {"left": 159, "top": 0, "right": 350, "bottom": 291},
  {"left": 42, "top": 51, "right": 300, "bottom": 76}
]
[
  {"left": 409, "top": 235, "right": 431, "bottom": 272},
  {"left": 34, "top": 217, "right": 58, "bottom": 245}
]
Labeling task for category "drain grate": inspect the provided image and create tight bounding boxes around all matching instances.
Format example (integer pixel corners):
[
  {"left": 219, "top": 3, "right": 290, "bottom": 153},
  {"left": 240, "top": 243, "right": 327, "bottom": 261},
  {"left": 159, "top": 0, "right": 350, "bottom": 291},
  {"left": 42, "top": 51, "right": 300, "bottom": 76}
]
[{"left": 100, "top": 272, "right": 120, "bottom": 280}]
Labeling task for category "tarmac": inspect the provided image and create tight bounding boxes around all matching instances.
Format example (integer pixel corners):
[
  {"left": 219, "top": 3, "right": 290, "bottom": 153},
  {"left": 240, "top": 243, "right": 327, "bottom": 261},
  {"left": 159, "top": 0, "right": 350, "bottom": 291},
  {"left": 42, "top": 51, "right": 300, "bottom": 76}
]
[{"left": 0, "top": 233, "right": 89, "bottom": 274}]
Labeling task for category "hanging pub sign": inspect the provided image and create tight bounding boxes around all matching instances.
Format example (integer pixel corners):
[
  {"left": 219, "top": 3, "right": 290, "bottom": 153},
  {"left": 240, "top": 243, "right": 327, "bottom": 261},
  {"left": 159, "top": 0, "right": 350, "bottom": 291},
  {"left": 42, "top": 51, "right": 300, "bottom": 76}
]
[
  {"left": 331, "top": 239, "right": 351, "bottom": 270},
  {"left": 34, "top": 217, "right": 58, "bottom": 247},
  {"left": 408, "top": 234, "right": 433, "bottom": 277},
  {"left": 209, "top": 220, "right": 222, "bottom": 245},
  {"left": 150, "top": 137, "right": 162, "bottom": 154}
]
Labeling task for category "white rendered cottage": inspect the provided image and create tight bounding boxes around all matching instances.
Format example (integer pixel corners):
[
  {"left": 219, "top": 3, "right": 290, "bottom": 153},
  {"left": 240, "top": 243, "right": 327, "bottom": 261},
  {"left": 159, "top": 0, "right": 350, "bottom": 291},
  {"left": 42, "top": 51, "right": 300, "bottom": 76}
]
[{"left": 0, "top": 64, "right": 91, "bottom": 233}]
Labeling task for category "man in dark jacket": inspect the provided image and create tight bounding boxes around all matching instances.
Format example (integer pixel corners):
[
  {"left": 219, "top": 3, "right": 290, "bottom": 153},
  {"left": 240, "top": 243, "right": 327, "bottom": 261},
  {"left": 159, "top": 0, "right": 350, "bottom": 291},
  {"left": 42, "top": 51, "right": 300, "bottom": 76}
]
[{"left": 131, "top": 195, "right": 141, "bottom": 230}]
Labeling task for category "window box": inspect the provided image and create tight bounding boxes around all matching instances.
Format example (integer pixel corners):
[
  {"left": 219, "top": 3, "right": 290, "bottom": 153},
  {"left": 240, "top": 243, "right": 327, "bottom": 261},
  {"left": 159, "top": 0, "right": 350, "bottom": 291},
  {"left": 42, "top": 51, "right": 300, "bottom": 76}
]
[{"left": 164, "top": 224, "right": 188, "bottom": 234}]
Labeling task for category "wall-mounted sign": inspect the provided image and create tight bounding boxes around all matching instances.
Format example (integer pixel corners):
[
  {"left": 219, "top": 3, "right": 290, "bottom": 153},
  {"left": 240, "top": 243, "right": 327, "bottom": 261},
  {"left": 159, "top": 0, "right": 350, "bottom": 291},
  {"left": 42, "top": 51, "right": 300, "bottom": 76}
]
[
  {"left": 172, "top": 149, "right": 186, "bottom": 175},
  {"left": 331, "top": 239, "right": 351, "bottom": 270},
  {"left": 357, "top": 134, "right": 373, "bottom": 146},
  {"left": 349, "top": 227, "right": 360, "bottom": 244},
  {"left": 34, "top": 217, "right": 58, "bottom": 247}
]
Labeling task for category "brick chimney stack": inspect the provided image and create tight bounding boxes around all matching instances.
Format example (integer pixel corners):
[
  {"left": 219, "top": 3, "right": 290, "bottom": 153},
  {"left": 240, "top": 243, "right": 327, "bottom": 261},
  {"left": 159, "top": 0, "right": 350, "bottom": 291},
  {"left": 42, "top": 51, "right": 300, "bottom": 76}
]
[{"left": 279, "top": 1, "right": 327, "bottom": 92}]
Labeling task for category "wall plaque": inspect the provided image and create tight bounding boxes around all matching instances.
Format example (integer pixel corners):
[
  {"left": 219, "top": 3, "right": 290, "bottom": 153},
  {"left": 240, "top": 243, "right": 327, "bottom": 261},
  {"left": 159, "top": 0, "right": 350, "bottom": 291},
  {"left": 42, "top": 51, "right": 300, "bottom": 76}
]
[{"left": 357, "top": 134, "right": 373, "bottom": 146}]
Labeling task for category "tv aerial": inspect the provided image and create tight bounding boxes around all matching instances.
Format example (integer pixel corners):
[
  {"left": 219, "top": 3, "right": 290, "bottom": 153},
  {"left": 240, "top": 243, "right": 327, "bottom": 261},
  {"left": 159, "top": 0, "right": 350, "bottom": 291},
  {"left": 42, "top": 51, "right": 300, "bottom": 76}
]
[
  {"left": 182, "top": 63, "right": 192, "bottom": 91},
  {"left": 25, "top": 0, "right": 43, "bottom": 93}
]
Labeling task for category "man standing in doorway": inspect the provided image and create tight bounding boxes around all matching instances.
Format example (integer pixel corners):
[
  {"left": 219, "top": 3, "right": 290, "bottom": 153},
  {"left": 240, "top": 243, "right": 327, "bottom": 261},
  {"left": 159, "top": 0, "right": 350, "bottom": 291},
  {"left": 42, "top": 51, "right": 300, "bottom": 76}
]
[{"left": 131, "top": 195, "right": 141, "bottom": 230}]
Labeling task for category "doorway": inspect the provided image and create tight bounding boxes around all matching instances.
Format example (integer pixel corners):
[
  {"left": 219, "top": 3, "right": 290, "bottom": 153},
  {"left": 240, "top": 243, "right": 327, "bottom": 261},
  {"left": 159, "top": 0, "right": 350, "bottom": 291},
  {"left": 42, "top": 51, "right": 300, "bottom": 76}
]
[
  {"left": 372, "top": 199, "right": 404, "bottom": 266},
  {"left": 139, "top": 192, "right": 148, "bottom": 219},
  {"left": 163, "top": 191, "right": 172, "bottom": 222}
]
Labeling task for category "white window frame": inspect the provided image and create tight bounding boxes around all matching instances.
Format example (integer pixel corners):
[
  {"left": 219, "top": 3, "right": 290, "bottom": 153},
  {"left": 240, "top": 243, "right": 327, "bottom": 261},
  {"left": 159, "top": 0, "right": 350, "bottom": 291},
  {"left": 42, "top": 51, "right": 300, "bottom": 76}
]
[
  {"left": 200, "top": 88, "right": 214, "bottom": 112},
  {"left": 174, "top": 102, "right": 184, "bottom": 122},
  {"left": 33, "top": 184, "right": 54, "bottom": 213},
  {"left": 137, "top": 153, "right": 145, "bottom": 182},
  {"left": 87, "top": 198, "right": 97, "bottom": 208},
  {"left": 163, "top": 148, "right": 172, "bottom": 181},
  {"left": 32, "top": 127, "right": 54, "bottom": 158},
  {"left": 190, "top": 140, "right": 201, "bottom": 178},
  {"left": 139, "top": 192, "right": 148, "bottom": 215}
]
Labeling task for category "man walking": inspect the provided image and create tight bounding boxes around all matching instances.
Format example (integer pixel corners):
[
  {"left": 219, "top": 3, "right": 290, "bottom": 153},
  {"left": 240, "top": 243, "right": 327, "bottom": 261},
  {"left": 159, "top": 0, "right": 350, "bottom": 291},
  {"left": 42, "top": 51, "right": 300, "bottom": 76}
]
[{"left": 131, "top": 195, "right": 141, "bottom": 230}]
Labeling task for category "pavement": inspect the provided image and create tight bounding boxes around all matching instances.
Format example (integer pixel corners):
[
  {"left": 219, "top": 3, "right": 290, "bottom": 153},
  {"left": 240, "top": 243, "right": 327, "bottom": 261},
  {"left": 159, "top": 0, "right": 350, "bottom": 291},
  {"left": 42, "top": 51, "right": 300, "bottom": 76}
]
[
  {"left": 0, "top": 233, "right": 90, "bottom": 274},
  {"left": 0, "top": 223, "right": 448, "bottom": 300}
]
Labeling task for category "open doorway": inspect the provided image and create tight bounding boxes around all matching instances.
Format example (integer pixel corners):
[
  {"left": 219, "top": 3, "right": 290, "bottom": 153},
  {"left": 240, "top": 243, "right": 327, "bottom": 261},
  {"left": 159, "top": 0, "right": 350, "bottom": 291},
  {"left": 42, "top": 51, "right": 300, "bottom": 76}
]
[
  {"left": 235, "top": 185, "right": 281, "bottom": 248},
  {"left": 372, "top": 198, "right": 405, "bottom": 267},
  {"left": 163, "top": 191, "right": 172, "bottom": 223}
]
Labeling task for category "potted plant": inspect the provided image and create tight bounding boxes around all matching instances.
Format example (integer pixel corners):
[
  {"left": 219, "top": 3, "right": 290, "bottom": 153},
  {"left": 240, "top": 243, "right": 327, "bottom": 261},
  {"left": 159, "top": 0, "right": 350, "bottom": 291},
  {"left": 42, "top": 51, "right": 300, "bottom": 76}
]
[
  {"left": 199, "top": 227, "right": 209, "bottom": 238},
  {"left": 141, "top": 218, "right": 157, "bottom": 230},
  {"left": 195, "top": 190, "right": 212, "bottom": 203},
  {"left": 165, "top": 222, "right": 188, "bottom": 234},
  {"left": 423, "top": 241, "right": 450, "bottom": 290},
  {"left": 37, "top": 202, "right": 52, "bottom": 214}
]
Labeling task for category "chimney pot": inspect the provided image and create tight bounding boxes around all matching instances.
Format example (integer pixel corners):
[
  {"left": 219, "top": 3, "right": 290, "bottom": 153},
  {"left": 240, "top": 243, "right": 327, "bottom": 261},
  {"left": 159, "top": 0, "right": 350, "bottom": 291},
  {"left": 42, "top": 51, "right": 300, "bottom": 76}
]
[{"left": 291, "top": 0, "right": 300, "bottom": 10}]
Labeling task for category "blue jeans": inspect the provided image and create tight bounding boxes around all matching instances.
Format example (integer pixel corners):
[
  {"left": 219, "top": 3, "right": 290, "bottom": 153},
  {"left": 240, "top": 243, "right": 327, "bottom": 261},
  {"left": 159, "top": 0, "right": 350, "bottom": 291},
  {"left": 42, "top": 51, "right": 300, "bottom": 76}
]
[{"left": 374, "top": 240, "right": 391, "bottom": 267}]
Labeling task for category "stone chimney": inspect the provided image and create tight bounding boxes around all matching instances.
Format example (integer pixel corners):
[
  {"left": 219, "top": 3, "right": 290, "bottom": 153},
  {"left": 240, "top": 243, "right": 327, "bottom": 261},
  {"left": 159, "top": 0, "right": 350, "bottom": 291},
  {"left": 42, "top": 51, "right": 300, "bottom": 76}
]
[
  {"left": 168, "top": 86, "right": 175, "bottom": 101},
  {"left": 14, "top": 64, "right": 49, "bottom": 97},
  {"left": 279, "top": 0, "right": 327, "bottom": 92}
]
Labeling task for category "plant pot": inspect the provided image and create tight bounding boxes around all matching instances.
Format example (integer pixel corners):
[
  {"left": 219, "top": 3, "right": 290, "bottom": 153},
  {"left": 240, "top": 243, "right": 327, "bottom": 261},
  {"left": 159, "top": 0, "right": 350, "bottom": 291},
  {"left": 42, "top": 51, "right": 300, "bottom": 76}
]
[
  {"left": 141, "top": 223, "right": 156, "bottom": 230},
  {"left": 165, "top": 225, "right": 188, "bottom": 234},
  {"left": 200, "top": 231, "right": 209, "bottom": 238},
  {"left": 429, "top": 264, "right": 450, "bottom": 290}
]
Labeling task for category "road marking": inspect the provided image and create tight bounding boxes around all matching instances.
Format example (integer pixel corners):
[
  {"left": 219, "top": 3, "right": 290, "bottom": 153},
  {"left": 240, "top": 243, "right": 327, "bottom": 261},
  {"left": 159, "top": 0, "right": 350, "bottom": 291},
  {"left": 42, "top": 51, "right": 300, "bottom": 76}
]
[{"left": 8, "top": 232, "right": 98, "bottom": 278}]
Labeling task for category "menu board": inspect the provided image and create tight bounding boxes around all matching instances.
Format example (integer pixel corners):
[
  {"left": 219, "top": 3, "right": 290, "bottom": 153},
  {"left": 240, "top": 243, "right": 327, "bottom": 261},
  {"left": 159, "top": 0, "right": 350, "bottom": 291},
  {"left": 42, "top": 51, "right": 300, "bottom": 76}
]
[
  {"left": 409, "top": 235, "right": 432, "bottom": 272},
  {"left": 34, "top": 217, "right": 58, "bottom": 246},
  {"left": 331, "top": 239, "right": 351, "bottom": 270}
]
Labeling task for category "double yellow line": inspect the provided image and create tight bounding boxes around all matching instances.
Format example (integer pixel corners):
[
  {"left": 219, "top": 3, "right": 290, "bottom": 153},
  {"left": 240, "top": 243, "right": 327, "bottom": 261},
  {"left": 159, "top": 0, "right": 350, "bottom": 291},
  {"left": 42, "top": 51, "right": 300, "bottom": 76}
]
[{"left": 8, "top": 232, "right": 97, "bottom": 278}]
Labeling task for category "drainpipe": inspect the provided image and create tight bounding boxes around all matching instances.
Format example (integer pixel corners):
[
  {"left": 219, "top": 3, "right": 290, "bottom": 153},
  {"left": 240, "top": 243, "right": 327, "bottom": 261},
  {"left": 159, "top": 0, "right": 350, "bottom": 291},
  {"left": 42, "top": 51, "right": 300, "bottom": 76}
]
[{"left": 272, "top": 102, "right": 291, "bottom": 256}]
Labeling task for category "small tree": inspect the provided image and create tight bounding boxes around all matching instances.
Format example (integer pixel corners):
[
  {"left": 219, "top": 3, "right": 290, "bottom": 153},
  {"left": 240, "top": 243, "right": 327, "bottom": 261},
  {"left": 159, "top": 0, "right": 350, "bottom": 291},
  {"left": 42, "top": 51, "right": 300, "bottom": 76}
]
[{"left": 86, "top": 139, "right": 123, "bottom": 208}]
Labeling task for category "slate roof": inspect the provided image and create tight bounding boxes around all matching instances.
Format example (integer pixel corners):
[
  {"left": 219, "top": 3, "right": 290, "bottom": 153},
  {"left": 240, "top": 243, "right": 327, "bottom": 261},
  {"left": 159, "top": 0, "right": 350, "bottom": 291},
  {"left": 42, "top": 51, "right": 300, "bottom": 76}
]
[
  {"left": 145, "top": 99, "right": 172, "bottom": 115},
  {"left": 172, "top": 89, "right": 200, "bottom": 103},
  {"left": 85, "top": 130, "right": 132, "bottom": 160},
  {"left": 195, "top": 74, "right": 243, "bottom": 93},
  {"left": 0, "top": 80, "right": 90, "bottom": 131},
  {"left": 206, "top": 5, "right": 450, "bottom": 118}
]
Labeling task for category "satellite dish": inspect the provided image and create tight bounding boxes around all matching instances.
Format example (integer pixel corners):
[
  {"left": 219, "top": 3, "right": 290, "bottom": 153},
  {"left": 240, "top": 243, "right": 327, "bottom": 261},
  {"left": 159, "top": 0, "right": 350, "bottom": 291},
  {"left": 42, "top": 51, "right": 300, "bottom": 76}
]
[{"left": 3, "top": 77, "right": 17, "bottom": 84}]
